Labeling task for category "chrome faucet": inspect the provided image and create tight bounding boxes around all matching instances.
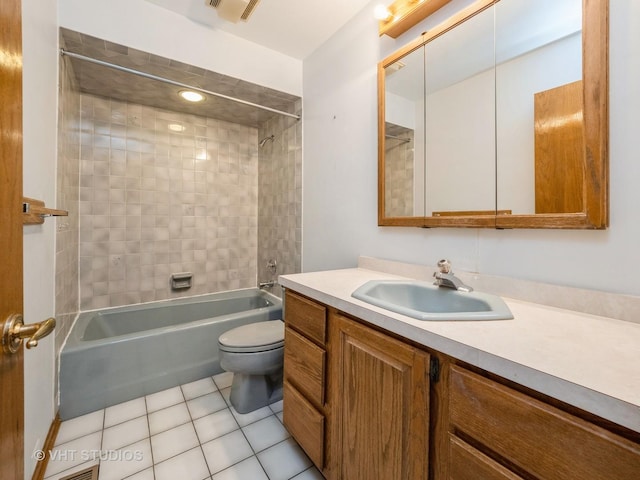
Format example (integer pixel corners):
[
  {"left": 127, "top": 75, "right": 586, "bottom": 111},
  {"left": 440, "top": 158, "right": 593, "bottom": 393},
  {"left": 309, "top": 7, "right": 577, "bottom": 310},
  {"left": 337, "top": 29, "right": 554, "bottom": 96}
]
[
  {"left": 259, "top": 280, "right": 277, "bottom": 289},
  {"left": 433, "top": 259, "right": 473, "bottom": 292}
]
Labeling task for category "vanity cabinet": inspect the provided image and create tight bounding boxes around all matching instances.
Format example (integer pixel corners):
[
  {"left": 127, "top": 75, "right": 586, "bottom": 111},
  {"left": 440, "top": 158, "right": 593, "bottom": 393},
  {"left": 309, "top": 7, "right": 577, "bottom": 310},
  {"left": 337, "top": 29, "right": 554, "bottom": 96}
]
[
  {"left": 283, "top": 289, "right": 640, "bottom": 480},
  {"left": 330, "top": 311, "right": 431, "bottom": 480},
  {"left": 283, "top": 291, "right": 329, "bottom": 471},
  {"left": 445, "top": 365, "right": 640, "bottom": 480},
  {"left": 283, "top": 290, "right": 431, "bottom": 479}
]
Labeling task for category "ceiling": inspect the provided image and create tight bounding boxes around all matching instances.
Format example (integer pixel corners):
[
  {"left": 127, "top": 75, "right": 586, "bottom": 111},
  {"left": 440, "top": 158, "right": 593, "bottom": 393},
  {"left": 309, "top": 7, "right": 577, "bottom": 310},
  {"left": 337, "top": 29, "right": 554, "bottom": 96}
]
[
  {"left": 144, "top": 0, "right": 373, "bottom": 60},
  {"left": 61, "top": 28, "right": 301, "bottom": 128}
]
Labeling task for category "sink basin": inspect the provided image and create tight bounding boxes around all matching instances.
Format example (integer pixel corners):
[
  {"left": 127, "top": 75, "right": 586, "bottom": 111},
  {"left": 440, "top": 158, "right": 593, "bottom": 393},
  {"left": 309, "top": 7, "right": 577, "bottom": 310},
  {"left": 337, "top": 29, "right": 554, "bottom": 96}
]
[{"left": 351, "top": 280, "right": 513, "bottom": 321}]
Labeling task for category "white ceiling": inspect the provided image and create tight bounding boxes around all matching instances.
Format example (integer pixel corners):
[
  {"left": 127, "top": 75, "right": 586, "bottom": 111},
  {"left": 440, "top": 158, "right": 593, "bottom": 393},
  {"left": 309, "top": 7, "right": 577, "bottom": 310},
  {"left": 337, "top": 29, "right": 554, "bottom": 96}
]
[{"left": 144, "top": 0, "right": 373, "bottom": 60}]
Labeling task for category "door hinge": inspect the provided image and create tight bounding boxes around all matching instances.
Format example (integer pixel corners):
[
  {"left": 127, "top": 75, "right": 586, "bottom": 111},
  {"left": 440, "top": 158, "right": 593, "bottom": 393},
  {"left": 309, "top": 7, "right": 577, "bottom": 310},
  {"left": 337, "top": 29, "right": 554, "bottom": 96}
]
[{"left": 429, "top": 356, "right": 440, "bottom": 383}]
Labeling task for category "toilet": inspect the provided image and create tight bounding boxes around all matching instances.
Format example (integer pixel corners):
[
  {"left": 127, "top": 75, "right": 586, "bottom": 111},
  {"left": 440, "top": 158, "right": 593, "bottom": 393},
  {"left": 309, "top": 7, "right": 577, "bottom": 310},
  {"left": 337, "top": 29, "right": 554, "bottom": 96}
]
[{"left": 218, "top": 320, "right": 285, "bottom": 414}]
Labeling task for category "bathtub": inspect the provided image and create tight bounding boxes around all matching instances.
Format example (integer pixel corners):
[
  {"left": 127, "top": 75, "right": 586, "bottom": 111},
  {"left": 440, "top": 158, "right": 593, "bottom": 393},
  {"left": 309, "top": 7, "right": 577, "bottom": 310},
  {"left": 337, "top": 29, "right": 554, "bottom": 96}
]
[{"left": 59, "top": 288, "right": 282, "bottom": 420}]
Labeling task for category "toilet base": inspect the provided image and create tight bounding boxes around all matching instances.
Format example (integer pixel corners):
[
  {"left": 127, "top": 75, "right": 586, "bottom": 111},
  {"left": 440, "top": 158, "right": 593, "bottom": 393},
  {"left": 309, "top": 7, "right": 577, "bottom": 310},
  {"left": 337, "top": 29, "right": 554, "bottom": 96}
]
[{"left": 229, "top": 371, "right": 283, "bottom": 414}]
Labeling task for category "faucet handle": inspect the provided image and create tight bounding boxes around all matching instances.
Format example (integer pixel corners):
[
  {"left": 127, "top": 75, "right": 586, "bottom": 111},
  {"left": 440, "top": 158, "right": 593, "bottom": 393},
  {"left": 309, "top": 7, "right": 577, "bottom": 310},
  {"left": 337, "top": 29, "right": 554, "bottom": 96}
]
[{"left": 437, "top": 259, "right": 452, "bottom": 274}]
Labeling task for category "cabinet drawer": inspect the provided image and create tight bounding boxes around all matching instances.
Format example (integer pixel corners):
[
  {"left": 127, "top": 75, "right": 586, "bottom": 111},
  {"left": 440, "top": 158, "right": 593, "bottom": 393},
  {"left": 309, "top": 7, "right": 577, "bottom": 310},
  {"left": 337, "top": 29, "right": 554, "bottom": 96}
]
[
  {"left": 449, "top": 365, "right": 640, "bottom": 480},
  {"left": 283, "top": 380, "right": 325, "bottom": 469},
  {"left": 448, "top": 435, "right": 523, "bottom": 480},
  {"left": 285, "top": 291, "right": 327, "bottom": 345},
  {"left": 284, "top": 326, "right": 325, "bottom": 406}
]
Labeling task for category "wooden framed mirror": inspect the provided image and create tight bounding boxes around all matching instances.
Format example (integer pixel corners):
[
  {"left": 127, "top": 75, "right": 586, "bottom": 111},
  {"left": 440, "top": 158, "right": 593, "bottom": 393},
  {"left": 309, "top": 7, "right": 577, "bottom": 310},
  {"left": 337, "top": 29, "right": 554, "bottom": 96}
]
[{"left": 378, "top": 0, "right": 608, "bottom": 229}]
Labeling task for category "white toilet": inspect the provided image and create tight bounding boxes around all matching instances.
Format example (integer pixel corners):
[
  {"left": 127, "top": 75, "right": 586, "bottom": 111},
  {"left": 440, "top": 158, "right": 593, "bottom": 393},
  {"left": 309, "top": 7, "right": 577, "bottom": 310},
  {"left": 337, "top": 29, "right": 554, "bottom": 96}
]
[{"left": 218, "top": 320, "right": 285, "bottom": 414}]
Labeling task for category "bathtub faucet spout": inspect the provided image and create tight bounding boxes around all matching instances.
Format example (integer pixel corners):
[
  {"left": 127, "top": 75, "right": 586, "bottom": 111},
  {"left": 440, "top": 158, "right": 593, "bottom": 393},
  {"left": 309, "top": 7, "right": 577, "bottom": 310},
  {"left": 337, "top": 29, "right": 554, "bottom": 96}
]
[{"left": 259, "top": 281, "right": 277, "bottom": 289}]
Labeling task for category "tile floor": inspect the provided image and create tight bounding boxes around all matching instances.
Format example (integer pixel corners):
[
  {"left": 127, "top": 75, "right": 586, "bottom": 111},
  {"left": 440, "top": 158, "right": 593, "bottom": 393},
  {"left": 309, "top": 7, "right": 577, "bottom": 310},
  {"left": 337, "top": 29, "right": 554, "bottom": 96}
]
[{"left": 44, "top": 372, "right": 323, "bottom": 480}]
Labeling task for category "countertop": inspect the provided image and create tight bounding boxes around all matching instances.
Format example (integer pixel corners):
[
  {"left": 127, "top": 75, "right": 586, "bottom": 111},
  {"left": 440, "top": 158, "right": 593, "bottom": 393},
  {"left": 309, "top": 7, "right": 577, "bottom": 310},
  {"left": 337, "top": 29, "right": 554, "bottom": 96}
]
[{"left": 279, "top": 267, "right": 640, "bottom": 433}]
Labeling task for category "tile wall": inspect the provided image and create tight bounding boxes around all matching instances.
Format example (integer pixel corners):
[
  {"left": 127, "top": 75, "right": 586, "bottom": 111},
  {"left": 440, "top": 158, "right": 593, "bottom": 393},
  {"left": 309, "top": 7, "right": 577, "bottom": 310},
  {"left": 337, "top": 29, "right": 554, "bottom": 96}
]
[
  {"left": 78, "top": 94, "right": 260, "bottom": 310},
  {"left": 257, "top": 101, "right": 303, "bottom": 295},
  {"left": 384, "top": 123, "right": 415, "bottom": 217},
  {"left": 55, "top": 52, "right": 81, "bottom": 354}
]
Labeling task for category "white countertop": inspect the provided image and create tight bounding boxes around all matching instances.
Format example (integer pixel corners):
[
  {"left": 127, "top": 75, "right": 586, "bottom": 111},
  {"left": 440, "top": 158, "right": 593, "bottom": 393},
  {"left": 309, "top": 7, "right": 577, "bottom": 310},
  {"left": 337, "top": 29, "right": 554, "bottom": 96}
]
[{"left": 279, "top": 267, "right": 640, "bottom": 433}]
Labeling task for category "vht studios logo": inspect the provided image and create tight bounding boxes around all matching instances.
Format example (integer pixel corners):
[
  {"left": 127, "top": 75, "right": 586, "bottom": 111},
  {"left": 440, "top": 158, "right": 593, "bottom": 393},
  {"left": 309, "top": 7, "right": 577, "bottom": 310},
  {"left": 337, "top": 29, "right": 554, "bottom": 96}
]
[{"left": 34, "top": 449, "right": 144, "bottom": 462}]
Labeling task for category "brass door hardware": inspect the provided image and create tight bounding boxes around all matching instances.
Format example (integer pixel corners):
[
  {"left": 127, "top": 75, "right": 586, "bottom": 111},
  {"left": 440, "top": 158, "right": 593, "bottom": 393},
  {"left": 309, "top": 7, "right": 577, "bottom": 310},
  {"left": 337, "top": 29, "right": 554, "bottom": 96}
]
[{"left": 2, "top": 314, "right": 56, "bottom": 354}]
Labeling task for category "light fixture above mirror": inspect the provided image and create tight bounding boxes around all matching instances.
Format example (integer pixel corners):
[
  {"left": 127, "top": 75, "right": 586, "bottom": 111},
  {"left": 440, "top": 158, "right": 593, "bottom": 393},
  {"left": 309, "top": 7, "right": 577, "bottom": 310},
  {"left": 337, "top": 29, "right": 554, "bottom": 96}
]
[{"left": 378, "top": 0, "right": 452, "bottom": 38}]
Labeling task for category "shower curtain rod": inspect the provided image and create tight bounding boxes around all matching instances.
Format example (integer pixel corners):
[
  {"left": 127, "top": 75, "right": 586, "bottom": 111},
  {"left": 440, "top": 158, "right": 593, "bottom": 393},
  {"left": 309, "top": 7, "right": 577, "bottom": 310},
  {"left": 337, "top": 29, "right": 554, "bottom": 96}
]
[{"left": 60, "top": 49, "right": 301, "bottom": 121}]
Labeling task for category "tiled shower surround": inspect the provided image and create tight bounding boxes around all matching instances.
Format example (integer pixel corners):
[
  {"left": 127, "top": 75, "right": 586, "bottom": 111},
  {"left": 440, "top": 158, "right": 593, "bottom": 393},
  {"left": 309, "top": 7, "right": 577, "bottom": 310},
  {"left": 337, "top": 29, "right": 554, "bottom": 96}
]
[
  {"left": 384, "top": 123, "right": 415, "bottom": 217},
  {"left": 55, "top": 53, "right": 81, "bottom": 355},
  {"left": 257, "top": 103, "right": 303, "bottom": 295},
  {"left": 78, "top": 94, "right": 262, "bottom": 310}
]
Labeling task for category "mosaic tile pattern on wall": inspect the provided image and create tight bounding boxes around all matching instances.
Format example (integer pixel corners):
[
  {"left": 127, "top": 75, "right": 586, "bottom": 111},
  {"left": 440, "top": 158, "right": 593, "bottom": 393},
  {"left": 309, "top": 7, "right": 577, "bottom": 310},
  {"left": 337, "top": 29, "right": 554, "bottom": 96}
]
[
  {"left": 78, "top": 94, "right": 260, "bottom": 310},
  {"left": 258, "top": 102, "right": 303, "bottom": 297},
  {"left": 55, "top": 50, "right": 81, "bottom": 394}
]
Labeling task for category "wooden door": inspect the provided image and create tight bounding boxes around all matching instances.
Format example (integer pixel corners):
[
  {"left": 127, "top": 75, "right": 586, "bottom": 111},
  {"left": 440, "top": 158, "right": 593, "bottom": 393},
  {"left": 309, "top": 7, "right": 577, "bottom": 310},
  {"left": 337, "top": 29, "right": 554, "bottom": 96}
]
[
  {"left": 0, "top": 0, "right": 25, "bottom": 478},
  {"left": 331, "top": 313, "right": 430, "bottom": 480},
  {"left": 534, "top": 80, "right": 585, "bottom": 214}
]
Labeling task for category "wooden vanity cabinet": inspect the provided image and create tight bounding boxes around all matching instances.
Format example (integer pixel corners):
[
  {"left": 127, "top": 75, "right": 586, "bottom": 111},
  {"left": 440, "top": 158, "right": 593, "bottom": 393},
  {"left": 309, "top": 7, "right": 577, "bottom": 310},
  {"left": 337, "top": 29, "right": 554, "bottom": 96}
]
[
  {"left": 444, "top": 365, "right": 640, "bottom": 480},
  {"left": 283, "top": 290, "right": 432, "bottom": 479},
  {"left": 330, "top": 311, "right": 431, "bottom": 480},
  {"left": 283, "top": 289, "right": 640, "bottom": 480},
  {"left": 283, "top": 291, "right": 329, "bottom": 472}
]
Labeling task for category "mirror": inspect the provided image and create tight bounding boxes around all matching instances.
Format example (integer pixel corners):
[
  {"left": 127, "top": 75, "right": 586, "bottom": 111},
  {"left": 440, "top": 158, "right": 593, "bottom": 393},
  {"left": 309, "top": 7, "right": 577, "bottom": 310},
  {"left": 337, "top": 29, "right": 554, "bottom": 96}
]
[{"left": 378, "top": 0, "right": 608, "bottom": 229}]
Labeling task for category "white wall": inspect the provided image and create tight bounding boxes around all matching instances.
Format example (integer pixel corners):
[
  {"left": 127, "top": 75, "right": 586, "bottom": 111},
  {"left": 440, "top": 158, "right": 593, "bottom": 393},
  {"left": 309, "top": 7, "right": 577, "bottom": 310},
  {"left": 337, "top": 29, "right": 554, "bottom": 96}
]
[
  {"left": 22, "top": 0, "right": 58, "bottom": 476},
  {"left": 58, "top": 0, "right": 302, "bottom": 96},
  {"left": 302, "top": 0, "right": 640, "bottom": 297}
]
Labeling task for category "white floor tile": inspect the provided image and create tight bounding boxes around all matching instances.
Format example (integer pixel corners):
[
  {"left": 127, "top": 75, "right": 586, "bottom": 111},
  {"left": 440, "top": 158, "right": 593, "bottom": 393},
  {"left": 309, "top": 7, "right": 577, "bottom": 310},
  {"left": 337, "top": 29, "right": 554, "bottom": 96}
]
[
  {"left": 213, "top": 371, "right": 234, "bottom": 389},
  {"left": 187, "top": 391, "right": 228, "bottom": 419},
  {"left": 148, "top": 402, "right": 191, "bottom": 435},
  {"left": 151, "top": 422, "right": 199, "bottom": 463},
  {"left": 269, "top": 399, "right": 284, "bottom": 414},
  {"left": 154, "top": 446, "right": 211, "bottom": 480},
  {"left": 123, "top": 467, "right": 155, "bottom": 480},
  {"left": 212, "top": 456, "right": 268, "bottom": 480},
  {"left": 257, "top": 438, "right": 312, "bottom": 480},
  {"left": 242, "top": 415, "right": 290, "bottom": 453},
  {"left": 220, "top": 386, "right": 232, "bottom": 405},
  {"left": 229, "top": 404, "right": 272, "bottom": 427},
  {"left": 102, "top": 415, "right": 149, "bottom": 451},
  {"left": 104, "top": 397, "right": 147, "bottom": 428},
  {"left": 52, "top": 380, "right": 311, "bottom": 480},
  {"left": 45, "top": 431, "right": 102, "bottom": 477},
  {"left": 181, "top": 377, "right": 217, "bottom": 400},
  {"left": 98, "top": 438, "right": 153, "bottom": 480},
  {"left": 55, "top": 410, "right": 104, "bottom": 446},
  {"left": 145, "top": 386, "right": 184, "bottom": 412},
  {"left": 193, "top": 409, "right": 239, "bottom": 444},
  {"left": 276, "top": 411, "right": 284, "bottom": 424},
  {"left": 201, "top": 430, "right": 253, "bottom": 475},
  {"left": 291, "top": 466, "right": 324, "bottom": 480}
]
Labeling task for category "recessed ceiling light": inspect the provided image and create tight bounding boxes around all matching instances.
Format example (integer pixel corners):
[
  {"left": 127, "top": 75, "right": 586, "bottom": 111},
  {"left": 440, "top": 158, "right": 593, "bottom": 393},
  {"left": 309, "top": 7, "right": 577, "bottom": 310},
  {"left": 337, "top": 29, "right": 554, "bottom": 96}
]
[
  {"left": 168, "top": 123, "right": 186, "bottom": 132},
  {"left": 179, "top": 90, "right": 205, "bottom": 103}
]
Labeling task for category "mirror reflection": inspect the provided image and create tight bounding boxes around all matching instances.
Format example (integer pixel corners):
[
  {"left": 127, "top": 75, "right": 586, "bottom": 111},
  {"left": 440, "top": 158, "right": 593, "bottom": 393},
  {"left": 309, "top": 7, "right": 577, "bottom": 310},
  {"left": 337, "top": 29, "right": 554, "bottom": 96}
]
[
  {"left": 496, "top": 0, "right": 582, "bottom": 215},
  {"left": 425, "top": 6, "right": 495, "bottom": 216},
  {"left": 379, "top": 0, "right": 603, "bottom": 228},
  {"left": 384, "top": 45, "right": 425, "bottom": 218}
]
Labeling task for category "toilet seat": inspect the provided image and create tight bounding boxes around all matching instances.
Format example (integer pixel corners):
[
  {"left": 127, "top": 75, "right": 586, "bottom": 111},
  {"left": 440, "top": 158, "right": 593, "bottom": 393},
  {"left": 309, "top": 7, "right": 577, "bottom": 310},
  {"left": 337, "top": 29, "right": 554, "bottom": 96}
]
[{"left": 218, "top": 320, "right": 284, "bottom": 353}]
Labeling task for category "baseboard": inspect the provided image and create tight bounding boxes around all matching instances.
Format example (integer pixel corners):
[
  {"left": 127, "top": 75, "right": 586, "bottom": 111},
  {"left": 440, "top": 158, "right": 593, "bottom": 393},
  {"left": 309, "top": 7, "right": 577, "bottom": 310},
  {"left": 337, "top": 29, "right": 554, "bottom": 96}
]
[{"left": 31, "top": 413, "right": 61, "bottom": 480}]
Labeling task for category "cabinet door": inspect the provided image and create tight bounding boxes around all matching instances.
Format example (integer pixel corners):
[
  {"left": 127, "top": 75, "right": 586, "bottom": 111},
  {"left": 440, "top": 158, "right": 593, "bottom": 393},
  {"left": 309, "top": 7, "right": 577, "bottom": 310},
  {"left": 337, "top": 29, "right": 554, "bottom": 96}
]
[
  {"left": 331, "top": 313, "right": 430, "bottom": 480},
  {"left": 449, "top": 365, "right": 640, "bottom": 480}
]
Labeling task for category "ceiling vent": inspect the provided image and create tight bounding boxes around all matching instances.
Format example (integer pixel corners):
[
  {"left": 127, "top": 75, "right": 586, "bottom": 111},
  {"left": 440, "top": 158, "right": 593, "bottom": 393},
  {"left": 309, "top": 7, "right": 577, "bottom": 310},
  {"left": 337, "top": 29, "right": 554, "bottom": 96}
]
[{"left": 206, "top": 0, "right": 261, "bottom": 23}]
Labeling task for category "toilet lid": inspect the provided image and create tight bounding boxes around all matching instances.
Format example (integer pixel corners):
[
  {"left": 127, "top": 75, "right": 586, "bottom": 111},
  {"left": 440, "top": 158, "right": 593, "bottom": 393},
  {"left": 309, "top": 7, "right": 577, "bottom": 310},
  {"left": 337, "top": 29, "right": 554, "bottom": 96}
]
[{"left": 219, "top": 320, "right": 284, "bottom": 352}]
